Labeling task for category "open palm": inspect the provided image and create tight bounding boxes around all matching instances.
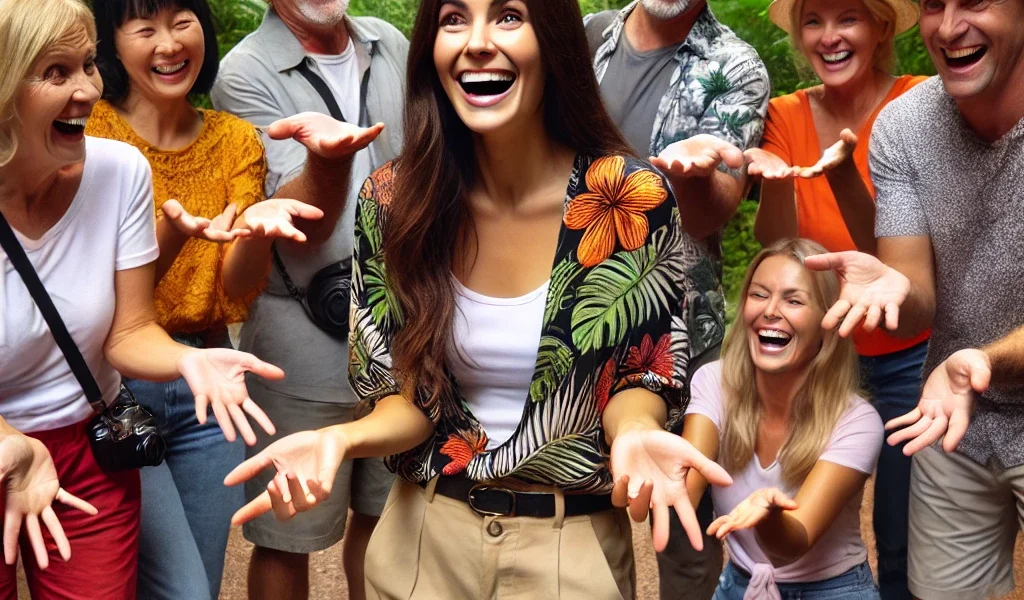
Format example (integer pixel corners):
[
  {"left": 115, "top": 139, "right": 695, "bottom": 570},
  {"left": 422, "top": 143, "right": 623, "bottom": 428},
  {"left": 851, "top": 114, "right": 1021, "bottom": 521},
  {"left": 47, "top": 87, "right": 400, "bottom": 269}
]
[
  {"left": 886, "top": 349, "right": 990, "bottom": 455},
  {"left": 1, "top": 435, "right": 97, "bottom": 569},
  {"left": 161, "top": 200, "right": 250, "bottom": 243},
  {"left": 744, "top": 148, "right": 801, "bottom": 180},
  {"left": 706, "top": 487, "right": 797, "bottom": 540},
  {"left": 803, "top": 251, "right": 910, "bottom": 337},
  {"left": 266, "top": 112, "right": 384, "bottom": 160},
  {"left": 610, "top": 429, "right": 731, "bottom": 552},
  {"left": 178, "top": 348, "right": 285, "bottom": 446},
  {"left": 242, "top": 199, "right": 325, "bottom": 243},
  {"left": 224, "top": 429, "right": 348, "bottom": 525},
  {"left": 651, "top": 134, "right": 745, "bottom": 179},
  {"left": 799, "top": 129, "right": 858, "bottom": 178}
]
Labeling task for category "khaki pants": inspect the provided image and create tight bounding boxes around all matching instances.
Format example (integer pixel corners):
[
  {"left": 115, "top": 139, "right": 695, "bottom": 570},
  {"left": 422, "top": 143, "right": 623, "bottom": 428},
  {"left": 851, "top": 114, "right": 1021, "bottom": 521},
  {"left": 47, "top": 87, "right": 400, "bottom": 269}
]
[{"left": 364, "top": 478, "right": 636, "bottom": 599}]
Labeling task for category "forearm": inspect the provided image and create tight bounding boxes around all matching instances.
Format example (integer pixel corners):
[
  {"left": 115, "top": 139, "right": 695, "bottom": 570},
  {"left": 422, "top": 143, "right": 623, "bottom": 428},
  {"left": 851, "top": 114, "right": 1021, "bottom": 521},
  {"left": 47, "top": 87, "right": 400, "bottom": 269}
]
[
  {"left": 983, "top": 324, "right": 1024, "bottom": 385},
  {"left": 602, "top": 389, "right": 668, "bottom": 446},
  {"left": 825, "top": 159, "right": 877, "bottom": 254},
  {"left": 104, "top": 322, "right": 192, "bottom": 382},
  {"left": 273, "top": 152, "right": 353, "bottom": 247},
  {"left": 754, "top": 510, "right": 811, "bottom": 565},
  {"left": 670, "top": 170, "right": 744, "bottom": 241},
  {"left": 327, "top": 395, "right": 435, "bottom": 459},
  {"left": 154, "top": 217, "right": 189, "bottom": 282},
  {"left": 753, "top": 179, "right": 798, "bottom": 246},
  {"left": 221, "top": 212, "right": 273, "bottom": 300}
]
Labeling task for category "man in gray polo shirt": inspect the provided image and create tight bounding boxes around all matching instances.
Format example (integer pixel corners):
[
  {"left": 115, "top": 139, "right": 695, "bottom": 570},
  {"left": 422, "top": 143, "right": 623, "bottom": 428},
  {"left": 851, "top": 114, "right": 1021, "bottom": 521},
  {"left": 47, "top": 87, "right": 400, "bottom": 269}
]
[
  {"left": 806, "top": 1, "right": 1024, "bottom": 598},
  {"left": 211, "top": 1, "right": 406, "bottom": 599}
]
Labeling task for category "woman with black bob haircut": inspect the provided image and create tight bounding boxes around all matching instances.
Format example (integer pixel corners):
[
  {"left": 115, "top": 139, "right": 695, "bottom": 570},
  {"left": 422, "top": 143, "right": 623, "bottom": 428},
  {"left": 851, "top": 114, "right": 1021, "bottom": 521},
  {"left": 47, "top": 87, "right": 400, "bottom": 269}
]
[
  {"left": 87, "top": 0, "right": 320, "bottom": 598},
  {"left": 226, "top": 0, "right": 731, "bottom": 596}
]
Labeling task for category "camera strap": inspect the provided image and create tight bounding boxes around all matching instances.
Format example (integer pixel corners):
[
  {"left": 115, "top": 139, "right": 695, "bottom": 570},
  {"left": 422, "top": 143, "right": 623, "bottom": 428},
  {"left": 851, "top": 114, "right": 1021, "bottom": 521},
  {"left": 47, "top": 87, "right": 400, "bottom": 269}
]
[{"left": 0, "top": 211, "right": 106, "bottom": 412}]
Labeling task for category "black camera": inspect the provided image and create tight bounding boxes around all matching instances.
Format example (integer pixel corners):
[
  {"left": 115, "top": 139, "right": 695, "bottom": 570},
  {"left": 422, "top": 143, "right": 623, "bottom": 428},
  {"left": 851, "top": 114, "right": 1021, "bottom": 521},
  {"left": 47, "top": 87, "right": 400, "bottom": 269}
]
[
  {"left": 87, "top": 385, "right": 166, "bottom": 472},
  {"left": 303, "top": 261, "right": 352, "bottom": 339}
]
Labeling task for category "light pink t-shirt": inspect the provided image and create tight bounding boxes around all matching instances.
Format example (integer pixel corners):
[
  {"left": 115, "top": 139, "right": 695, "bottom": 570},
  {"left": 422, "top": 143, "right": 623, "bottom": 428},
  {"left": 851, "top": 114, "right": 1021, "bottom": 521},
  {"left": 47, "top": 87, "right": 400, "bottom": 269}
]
[{"left": 685, "top": 361, "right": 883, "bottom": 582}]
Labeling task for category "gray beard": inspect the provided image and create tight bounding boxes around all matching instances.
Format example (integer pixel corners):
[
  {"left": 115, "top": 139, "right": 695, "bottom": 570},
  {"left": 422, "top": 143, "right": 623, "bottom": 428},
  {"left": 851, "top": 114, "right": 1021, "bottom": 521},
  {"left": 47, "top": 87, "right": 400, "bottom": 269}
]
[
  {"left": 296, "top": 0, "right": 349, "bottom": 26},
  {"left": 640, "top": 0, "right": 692, "bottom": 20}
]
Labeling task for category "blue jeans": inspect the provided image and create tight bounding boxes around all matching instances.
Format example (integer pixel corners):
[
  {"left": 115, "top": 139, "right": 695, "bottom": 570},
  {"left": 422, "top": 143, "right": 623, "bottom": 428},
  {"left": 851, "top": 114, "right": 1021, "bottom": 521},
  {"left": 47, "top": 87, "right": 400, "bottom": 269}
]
[
  {"left": 859, "top": 340, "right": 927, "bottom": 600},
  {"left": 125, "top": 333, "right": 244, "bottom": 600},
  {"left": 713, "top": 562, "right": 880, "bottom": 600}
]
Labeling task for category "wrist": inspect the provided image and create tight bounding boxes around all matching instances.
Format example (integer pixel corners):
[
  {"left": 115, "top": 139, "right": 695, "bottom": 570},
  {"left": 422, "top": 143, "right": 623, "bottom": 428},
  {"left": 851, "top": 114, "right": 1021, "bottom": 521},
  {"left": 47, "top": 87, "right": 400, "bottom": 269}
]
[{"left": 323, "top": 424, "right": 356, "bottom": 456}]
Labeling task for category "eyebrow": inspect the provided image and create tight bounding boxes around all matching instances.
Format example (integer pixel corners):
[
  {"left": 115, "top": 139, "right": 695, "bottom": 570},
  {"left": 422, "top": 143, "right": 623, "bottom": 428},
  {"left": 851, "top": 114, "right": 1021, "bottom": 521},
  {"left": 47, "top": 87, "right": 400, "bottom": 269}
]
[{"left": 440, "top": 0, "right": 510, "bottom": 10}]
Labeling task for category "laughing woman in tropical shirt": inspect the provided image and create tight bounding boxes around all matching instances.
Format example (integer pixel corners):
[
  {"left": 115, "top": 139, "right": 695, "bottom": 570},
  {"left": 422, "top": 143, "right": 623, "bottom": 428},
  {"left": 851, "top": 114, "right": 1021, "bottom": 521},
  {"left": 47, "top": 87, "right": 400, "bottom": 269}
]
[{"left": 224, "top": 0, "right": 731, "bottom": 596}]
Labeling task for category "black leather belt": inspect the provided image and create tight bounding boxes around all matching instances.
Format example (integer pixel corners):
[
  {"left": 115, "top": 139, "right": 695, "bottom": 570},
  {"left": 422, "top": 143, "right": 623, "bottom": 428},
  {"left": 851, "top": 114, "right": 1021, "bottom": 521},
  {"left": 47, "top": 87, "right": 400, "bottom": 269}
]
[{"left": 422, "top": 476, "right": 613, "bottom": 518}]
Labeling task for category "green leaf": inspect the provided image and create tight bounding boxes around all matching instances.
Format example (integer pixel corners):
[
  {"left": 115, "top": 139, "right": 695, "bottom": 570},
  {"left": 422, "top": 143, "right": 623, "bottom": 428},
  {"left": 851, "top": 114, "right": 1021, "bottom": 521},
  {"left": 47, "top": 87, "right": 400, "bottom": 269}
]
[
  {"left": 529, "top": 336, "right": 574, "bottom": 403},
  {"left": 570, "top": 223, "right": 684, "bottom": 353},
  {"left": 364, "top": 255, "right": 403, "bottom": 332},
  {"left": 544, "top": 256, "right": 584, "bottom": 327}
]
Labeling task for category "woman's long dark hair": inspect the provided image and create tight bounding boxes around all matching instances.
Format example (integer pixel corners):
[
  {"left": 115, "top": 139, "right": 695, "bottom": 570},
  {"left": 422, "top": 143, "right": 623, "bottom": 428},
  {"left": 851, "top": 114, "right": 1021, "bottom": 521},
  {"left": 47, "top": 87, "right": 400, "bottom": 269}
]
[{"left": 386, "top": 0, "right": 634, "bottom": 401}]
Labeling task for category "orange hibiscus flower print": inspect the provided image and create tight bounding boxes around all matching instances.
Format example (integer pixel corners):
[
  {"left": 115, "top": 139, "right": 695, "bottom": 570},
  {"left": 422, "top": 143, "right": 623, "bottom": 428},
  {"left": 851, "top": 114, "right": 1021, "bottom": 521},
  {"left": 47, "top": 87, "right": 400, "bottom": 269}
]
[
  {"left": 564, "top": 156, "right": 668, "bottom": 267},
  {"left": 439, "top": 431, "right": 488, "bottom": 476}
]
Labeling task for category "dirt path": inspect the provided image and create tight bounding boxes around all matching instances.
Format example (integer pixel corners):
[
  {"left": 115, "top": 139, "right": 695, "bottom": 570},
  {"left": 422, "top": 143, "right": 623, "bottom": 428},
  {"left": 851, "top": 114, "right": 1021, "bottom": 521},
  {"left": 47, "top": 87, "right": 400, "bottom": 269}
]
[{"left": 16, "top": 478, "right": 1024, "bottom": 598}]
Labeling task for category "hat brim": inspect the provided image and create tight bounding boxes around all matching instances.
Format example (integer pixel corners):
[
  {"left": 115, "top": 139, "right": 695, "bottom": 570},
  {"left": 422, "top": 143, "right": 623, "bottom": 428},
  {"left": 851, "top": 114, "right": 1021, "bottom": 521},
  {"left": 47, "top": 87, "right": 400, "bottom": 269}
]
[{"left": 768, "top": 0, "right": 919, "bottom": 36}]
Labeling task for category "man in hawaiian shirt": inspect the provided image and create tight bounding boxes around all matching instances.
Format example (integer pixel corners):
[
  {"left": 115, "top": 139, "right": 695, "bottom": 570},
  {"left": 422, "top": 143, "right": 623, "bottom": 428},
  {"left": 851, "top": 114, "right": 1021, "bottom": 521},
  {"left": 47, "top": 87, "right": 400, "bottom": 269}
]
[{"left": 585, "top": 1, "right": 770, "bottom": 597}]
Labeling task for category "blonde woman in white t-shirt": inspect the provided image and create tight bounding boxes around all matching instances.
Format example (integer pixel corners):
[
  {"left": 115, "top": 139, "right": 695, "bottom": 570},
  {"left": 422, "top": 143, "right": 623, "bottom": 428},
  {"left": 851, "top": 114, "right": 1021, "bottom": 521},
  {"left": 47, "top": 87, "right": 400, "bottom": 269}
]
[
  {"left": 682, "top": 238, "right": 884, "bottom": 600},
  {"left": 0, "top": 1, "right": 287, "bottom": 596}
]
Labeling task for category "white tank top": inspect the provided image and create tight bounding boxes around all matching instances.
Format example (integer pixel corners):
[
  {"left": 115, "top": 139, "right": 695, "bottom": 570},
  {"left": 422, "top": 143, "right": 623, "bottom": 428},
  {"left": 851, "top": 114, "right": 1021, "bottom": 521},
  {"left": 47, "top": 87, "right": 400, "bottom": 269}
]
[{"left": 448, "top": 278, "right": 549, "bottom": 449}]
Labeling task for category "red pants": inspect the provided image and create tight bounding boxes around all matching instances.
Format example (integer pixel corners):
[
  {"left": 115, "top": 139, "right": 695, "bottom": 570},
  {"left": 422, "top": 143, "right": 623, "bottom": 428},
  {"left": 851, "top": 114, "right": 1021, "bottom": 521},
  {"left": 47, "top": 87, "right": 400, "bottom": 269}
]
[{"left": 0, "top": 420, "right": 140, "bottom": 600}]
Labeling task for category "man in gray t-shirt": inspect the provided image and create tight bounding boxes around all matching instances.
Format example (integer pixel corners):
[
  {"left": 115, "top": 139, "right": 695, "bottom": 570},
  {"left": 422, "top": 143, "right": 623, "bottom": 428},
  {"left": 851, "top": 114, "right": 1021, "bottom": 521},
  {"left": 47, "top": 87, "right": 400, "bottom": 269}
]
[{"left": 806, "top": 2, "right": 1024, "bottom": 597}]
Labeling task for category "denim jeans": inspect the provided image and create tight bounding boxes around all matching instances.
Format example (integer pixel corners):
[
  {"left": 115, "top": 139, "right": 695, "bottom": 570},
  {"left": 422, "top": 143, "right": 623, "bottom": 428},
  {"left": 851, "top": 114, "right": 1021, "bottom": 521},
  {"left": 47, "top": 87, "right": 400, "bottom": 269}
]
[
  {"left": 713, "top": 562, "right": 880, "bottom": 600},
  {"left": 125, "top": 333, "right": 244, "bottom": 600},
  {"left": 859, "top": 340, "right": 927, "bottom": 600}
]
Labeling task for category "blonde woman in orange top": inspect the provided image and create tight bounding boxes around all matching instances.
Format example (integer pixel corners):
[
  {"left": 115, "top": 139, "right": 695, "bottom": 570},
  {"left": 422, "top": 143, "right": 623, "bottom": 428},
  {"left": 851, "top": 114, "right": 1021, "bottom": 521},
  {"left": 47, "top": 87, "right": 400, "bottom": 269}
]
[
  {"left": 84, "top": 0, "right": 321, "bottom": 597},
  {"left": 745, "top": 1, "right": 926, "bottom": 598}
]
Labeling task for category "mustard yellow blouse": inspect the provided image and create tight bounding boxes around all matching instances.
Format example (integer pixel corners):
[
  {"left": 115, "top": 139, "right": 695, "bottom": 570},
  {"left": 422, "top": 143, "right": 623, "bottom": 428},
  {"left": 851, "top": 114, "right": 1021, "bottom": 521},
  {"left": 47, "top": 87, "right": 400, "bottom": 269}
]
[{"left": 86, "top": 100, "right": 267, "bottom": 334}]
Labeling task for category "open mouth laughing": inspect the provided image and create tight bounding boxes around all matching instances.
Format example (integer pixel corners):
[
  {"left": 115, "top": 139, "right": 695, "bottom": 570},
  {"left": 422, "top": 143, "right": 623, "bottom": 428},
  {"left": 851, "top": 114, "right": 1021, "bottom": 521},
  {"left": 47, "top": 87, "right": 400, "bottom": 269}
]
[
  {"left": 457, "top": 70, "right": 516, "bottom": 107},
  {"left": 152, "top": 60, "right": 189, "bottom": 77},
  {"left": 942, "top": 45, "right": 986, "bottom": 70},
  {"left": 757, "top": 328, "right": 793, "bottom": 353},
  {"left": 52, "top": 116, "right": 87, "bottom": 137},
  {"left": 820, "top": 50, "right": 852, "bottom": 71}
]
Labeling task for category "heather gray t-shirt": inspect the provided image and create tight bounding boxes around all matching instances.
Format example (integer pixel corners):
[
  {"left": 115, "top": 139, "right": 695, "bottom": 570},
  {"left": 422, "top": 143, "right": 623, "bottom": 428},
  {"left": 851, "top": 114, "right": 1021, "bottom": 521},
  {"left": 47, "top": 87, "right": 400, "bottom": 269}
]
[
  {"left": 595, "top": 34, "right": 677, "bottom": 157},
  {"left": 872, "top": 76, "right": 1024, "bottom": 468}
]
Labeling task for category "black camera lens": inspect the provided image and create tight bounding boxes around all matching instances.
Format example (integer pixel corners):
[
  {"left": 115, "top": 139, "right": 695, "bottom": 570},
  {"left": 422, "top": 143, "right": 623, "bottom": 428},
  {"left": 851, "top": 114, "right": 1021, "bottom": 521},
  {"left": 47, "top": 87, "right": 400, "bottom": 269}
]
[{"left": 140, "top": 435, "right": 167, "bottom": 466}]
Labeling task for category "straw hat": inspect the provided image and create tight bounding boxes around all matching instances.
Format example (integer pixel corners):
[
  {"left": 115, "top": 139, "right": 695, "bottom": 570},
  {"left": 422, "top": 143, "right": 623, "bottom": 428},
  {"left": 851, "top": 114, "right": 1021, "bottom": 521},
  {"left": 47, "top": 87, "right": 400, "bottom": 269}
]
[{"left": 767, "top": 0, "right": 920, "bottom": 35}]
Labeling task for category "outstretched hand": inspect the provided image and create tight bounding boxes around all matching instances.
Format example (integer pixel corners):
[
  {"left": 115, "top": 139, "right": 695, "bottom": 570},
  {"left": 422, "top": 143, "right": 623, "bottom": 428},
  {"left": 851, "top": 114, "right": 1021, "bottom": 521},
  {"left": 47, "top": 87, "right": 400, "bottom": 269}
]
[
  {"left": 744, "top": 148, "right": 801, "bottom": 180},
  {"left": 885, "top": 349, "right": 990, "bottom": 455},
  {"left": 266, "top": 112, "right": 384, "bottom": 161},
  {"left": 161, "top": 200, "right": 251, "bottom": 243},
  {"left": 803, "top": 251, "right": 910, "bottom": 337},
  {"left": 178, "top": 349, "right": 285, "bottom": 446},
  {"left": 224, "top": 429, "right": 349, "bottom": 525},
  {"left": 241, "top": 199, "right": 325, "bottom": 243},
  {"left": 0, "top": 435, "right": 97, "bottom": 570},
  {"left": 799, "top": 129, "right": 858, "bottom": 179},
  {"left": 706, "top": 487, "right": 797, "bottom": 540},
  {"left": 651, "top": 134, "right": 745, "bottom": 179},
  {"left": 609, "top": 429, "right": 732, "bottom": 552}
]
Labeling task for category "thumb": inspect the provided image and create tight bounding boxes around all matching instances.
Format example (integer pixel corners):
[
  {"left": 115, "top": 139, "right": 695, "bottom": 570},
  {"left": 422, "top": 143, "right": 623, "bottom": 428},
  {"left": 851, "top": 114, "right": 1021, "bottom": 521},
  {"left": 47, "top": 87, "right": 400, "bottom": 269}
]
[
  {"left": 969, "top": 358, "right": 992, "bottom": 394},
  {"left": 802, "top": 252, "right": 848, "bottom": 272},
  {"left": 768, "top": 489, "right": 798, "bottom": 510},
  {"left": 266, "top": 115, "right": 305, "bottom": 141},
  {"left": 161, "top": 199, "right": 184, "bottom": 220},
  {"left": 714, "top": 140, "right": 745, "bottom": 170}
]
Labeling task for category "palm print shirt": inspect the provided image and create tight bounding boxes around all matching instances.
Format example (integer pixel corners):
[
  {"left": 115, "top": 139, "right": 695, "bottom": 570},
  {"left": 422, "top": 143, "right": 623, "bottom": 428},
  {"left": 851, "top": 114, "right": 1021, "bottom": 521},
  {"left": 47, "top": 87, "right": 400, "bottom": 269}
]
[
  {"left": 349, "top": 155, "right": 694, "bottom": 493},
  {"left": 587, "top": 2, "right": 770, "bottom": 366}
]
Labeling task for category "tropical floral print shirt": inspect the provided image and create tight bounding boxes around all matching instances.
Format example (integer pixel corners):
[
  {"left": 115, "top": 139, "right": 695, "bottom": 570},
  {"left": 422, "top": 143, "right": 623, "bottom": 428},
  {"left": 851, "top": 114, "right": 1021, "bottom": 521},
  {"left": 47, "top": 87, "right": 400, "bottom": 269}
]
[
  {"left": 587, "top": 2, "right": 770, "bottom": 367},
  {"left": 349, "top": 155, "right": 693, "bottom": 493}
]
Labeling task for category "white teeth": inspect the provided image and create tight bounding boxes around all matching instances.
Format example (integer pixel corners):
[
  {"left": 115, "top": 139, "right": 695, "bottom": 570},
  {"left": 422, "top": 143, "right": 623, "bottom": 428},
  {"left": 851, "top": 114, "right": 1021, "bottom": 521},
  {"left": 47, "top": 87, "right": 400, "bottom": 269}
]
[
  {"left": 822, "top": 51, "right": 851, "bottom": 63},
  {"left": 460, "top": 71, "right": 515, "bottom": 84},
  {"left": 758, "top": 329, "right": 791, "bottom": 340},
  {"left": 944, "top": 46, "right": 983, "bottom": 59},
  {"left": 55, "top": 117, "right": 87, "bottom": 127},
  {"left": 154, "top": 61, "right": 186, "bottom": 74}
]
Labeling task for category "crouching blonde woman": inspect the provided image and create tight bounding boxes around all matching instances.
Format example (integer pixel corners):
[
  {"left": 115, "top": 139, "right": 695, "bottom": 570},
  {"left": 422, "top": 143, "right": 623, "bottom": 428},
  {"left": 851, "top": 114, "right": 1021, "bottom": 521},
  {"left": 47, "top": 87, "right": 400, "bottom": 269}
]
[{"left": 682, "top": 238, "right": 884, "bottom": 600}]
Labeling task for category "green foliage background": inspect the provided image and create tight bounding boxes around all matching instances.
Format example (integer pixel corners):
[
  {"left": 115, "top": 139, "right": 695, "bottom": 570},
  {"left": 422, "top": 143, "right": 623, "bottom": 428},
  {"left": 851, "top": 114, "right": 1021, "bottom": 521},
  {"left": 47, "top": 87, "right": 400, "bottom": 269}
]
[{"left": 206, "top": 0, "right": 936, "bottom": 318}]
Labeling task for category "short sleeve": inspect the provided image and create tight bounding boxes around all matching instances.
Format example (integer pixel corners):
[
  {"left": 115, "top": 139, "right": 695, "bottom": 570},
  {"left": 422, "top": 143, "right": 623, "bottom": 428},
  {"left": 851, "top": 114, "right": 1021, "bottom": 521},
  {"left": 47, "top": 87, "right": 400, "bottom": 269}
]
[
  {"left": 348, "top": 163, "right": 402, "bottom": 408},
  {"left": 760, "top": 98, "right": 793, "bottom": 164},
  {"left": 819, "top": 398, "right": 884, "bottom": 475},
  {"left": 696, "top": 55, "right": 771, "bottom": 154},
  {"left": 211, "top": 54, "right": 307, "bottom": 197},
  {"left": 683, "top": 361, "right": 724, "bottom": 430},
  {"left": 871, "top": 105, "right": 929, "bottom": 237},
  {"left": 116, "top": 150, "right": 159, "bottom": 271}
]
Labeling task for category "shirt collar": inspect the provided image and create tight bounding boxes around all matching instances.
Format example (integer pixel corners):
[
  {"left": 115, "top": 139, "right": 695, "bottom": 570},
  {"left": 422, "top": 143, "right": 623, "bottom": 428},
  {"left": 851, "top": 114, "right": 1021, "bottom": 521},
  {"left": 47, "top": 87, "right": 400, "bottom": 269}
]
[
  {"left": 260, "top": 8, "right": 379, "bottom": 73},
  {"left": 602, "top": 1, "right": 724, "bottom": 59}
]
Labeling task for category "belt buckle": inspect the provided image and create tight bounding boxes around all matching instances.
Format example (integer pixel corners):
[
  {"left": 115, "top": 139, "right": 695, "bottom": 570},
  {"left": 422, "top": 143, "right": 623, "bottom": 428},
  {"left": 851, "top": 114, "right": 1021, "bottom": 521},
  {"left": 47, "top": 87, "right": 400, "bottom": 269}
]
[{"left": 467, "top": 484, "right": 516, "bottom": 517}]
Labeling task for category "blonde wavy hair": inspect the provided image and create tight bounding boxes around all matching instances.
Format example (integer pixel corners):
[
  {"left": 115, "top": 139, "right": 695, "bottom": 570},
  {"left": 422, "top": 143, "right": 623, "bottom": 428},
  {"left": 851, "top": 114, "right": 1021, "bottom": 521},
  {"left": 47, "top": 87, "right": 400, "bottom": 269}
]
[
  {"left": 718, "top": 238, "right": 861, "bottom": 488},
  {"left": 0, "top": 0, "right": 96, "bottom": 167},
  {"left": 790, "top": 0, "right": 898, "bottom": 74}
]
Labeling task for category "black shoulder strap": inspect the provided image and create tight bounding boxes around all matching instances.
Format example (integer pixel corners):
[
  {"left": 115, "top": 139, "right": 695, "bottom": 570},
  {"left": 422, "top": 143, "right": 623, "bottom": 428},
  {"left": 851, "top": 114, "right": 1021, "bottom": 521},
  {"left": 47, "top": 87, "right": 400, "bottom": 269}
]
[
  {"left": 0, "top": 211, "right": 106, "bottom": 411},
  {"left": 294, "top": 60, "right": 347, "bottom": 122}
]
